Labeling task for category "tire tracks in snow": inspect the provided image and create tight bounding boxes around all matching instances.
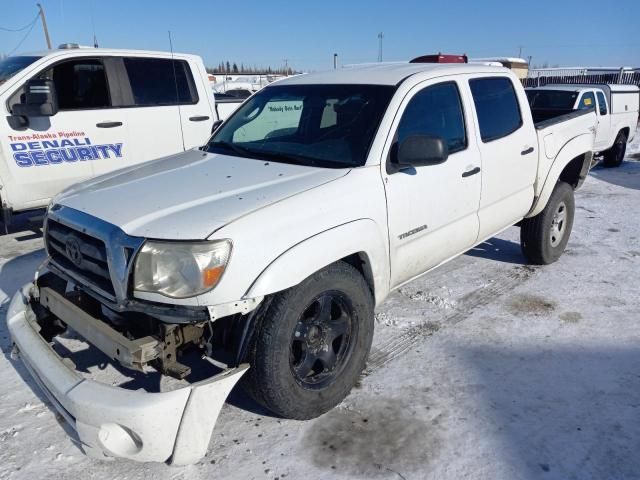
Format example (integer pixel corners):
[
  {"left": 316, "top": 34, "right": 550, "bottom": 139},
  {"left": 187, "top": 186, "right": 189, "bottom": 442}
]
[{"left": 365, "top": 264, "right": 539, "bottom": 374}]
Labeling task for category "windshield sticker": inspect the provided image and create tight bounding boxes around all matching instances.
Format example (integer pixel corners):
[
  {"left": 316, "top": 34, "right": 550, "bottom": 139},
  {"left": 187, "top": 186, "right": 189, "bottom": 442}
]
[
  {"left": 7, "top": 131, "right": 123, "bottom": 167},
  {"left": 583, "top": 98, "right": 592, "bottom": 106}
]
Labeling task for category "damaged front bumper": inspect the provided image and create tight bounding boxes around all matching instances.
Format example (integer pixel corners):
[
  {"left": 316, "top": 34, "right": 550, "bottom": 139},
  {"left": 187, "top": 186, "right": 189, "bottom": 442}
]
[{"left": 6, "top": 283, "right": 248, "bottom": 465}]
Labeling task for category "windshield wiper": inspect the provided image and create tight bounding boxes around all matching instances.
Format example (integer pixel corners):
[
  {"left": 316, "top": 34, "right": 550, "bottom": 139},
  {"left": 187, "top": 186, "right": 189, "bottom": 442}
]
[{"left": 208, "top": 141, "right": 257, "bottom": 158}]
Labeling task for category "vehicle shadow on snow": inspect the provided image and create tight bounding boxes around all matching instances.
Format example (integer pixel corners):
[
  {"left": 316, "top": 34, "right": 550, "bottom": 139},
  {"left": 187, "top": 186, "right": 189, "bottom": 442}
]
[
  {"left": 458, "top": 345, "right": 640, "bottom": 479},
  {"left": 589, "top": 160, "right": 640, "bottom": 191},
  {"left": 465, "top": 237, "right": 526, "bottom": 265}
]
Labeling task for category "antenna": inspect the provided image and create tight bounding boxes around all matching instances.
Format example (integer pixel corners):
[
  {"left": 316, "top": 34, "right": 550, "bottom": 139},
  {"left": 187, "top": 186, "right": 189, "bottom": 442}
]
[{"left": 168, "top": 30, "right": 186, "bottom": 151}]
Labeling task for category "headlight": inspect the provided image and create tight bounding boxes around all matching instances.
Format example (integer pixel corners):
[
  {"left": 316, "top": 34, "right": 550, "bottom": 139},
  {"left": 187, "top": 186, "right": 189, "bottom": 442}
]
[{"left": 133, "top": 240, "right": 232, "bottom": 298}]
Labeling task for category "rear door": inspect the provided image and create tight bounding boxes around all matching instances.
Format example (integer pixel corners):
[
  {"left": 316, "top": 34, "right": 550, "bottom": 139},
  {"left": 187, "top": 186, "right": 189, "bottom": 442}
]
[
  {"left": 594, "top": 90, "right": 612, "bottom": 150},
  {"left": 91, "top": 56, "right": 186, "bottom": 177},
  {"left": 468, "top": 76, "right": 538, "bottom": 240},
  {"left": 383, "top": 77, "right": 481, "bottom": 288},
  {"left": 2, "top": 56, "right": 130, "bottom": 210}
]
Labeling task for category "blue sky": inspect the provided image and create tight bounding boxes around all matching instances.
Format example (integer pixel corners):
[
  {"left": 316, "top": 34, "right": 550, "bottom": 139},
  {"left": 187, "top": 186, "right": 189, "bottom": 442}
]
[{"left": 2, "top": 0, "right": 639, "bottom": 71}]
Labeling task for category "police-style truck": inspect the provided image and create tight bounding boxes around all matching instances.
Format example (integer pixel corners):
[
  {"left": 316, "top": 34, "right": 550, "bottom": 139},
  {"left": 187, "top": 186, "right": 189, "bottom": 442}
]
[{"left": 0, "top": 45, "right": 237, "bottom": 232}]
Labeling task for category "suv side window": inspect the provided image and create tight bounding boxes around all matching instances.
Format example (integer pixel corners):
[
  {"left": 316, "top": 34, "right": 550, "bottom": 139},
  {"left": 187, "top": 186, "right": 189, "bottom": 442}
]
[
  {"left": 578, "top": 92, "right": 595, "bottom": 110},
  {"left": 396, "top": 81, "right": 467, "bottom": 154},
  {"left": 9, "top": 58, "right": 111, "bottom": 111},
  {"left": 596, "top": 91, "right": 608, "bottom": 115},
  {"left": 469, "top": 77, "right": 522, "bottom": 142},
  {"left": 123, "top": 57, "right": 198, "bottom": 106}
]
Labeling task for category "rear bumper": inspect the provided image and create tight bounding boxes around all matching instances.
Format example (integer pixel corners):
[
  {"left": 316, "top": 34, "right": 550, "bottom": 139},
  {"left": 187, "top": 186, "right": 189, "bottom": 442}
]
[{"left": 6, "top": 284, "right": 248, "bottom": 464}]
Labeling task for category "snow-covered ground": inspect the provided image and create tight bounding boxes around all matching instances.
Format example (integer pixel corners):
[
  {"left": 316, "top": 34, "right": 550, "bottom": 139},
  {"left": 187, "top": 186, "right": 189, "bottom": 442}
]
[{"left": 1, "top": 134, "right": 639, "bottom": 479}]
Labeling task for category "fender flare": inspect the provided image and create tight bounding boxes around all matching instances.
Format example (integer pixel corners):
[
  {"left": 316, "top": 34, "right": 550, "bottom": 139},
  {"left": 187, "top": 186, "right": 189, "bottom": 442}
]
[
  {"left": 245, "top": 219, "right": 389, "bottom": 305},
  {"left": 527, "top": 133, "right": 593, "bottom": 218}
]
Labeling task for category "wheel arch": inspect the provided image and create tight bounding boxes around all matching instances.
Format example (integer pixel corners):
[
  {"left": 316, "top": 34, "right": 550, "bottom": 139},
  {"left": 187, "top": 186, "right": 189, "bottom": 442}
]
[
  {"left": 528, "top": 135, "right": 593, "bottom": 218},
  {"left": 244, "top": 219, "right": 389, "bottom": 306}
]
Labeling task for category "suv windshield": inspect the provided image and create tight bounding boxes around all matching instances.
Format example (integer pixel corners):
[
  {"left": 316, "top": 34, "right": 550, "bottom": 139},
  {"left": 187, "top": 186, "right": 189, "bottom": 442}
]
[
  {"left": 206, "top": 84, "right": 396, "bottom": 168},
  {"left": 0, "top": 56, "right": 40, "bottom": 86},
  {"left": 526, "top": 89, "right": 579, "bottom": 110}
]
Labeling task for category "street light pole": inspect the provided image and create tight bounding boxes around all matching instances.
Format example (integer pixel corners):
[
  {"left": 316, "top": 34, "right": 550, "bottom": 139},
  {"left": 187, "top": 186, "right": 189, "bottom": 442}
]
[{"left": 378, "top": 32, "right": 384, "bottom": 62}]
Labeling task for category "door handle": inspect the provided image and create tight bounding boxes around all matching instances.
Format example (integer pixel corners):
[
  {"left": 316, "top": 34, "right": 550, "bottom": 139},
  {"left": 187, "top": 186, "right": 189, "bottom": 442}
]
[
  {"left": 189, "top": 115, "right": 210, "bottom": 122},
  {"left": 96, "top": 121, "right": 123, "bottom": 128},
  {"left": 461, "top": 166, "right": 481, "bottom": 178},
  {"left": 521, "top": 146, "right": 534, "bottom": 155}
]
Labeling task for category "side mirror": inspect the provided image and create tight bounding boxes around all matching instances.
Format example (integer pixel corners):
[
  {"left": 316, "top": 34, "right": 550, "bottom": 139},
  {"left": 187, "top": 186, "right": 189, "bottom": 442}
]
[
  {"left": 211, "top": 119, "right": 223, "bottom": 133},
  {"left": 12, "top": 79, "right": 59, "bottom": 118},
  {"left": 390, "top": 135, "right": 448, "bottom": 172}
]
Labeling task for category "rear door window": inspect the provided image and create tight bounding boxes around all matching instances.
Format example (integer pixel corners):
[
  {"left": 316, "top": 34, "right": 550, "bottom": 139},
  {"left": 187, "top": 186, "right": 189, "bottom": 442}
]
[
  {"left": 469, "top": 77, "right": 522, "bottom": 142},
  {"left": 123, "top": 57, "right": 198, "bottom": 106}
]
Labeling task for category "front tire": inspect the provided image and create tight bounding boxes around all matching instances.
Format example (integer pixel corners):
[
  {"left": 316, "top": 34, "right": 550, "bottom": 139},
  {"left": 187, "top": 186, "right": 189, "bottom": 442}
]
[
  {"left": 602, "top": 131, "right": 627, "bottom": 168},
  {"left": 244, "top": 262, "right": 374, "bottom": 419},
  {"left": 520, "top": 181, "right": 575, "bottom": 265}
]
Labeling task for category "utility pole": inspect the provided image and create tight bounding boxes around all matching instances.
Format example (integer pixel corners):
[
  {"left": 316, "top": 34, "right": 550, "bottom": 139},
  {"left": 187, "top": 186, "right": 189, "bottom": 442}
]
[
  {"left": 333, "top": 53, "right": 338, "bottom": 69},
  {"left": 37, "top": 3, "right": 52, "bottom": 49},
  {"left": 378, "top": 32, "right": 384, "bottom": 62},
  {"left": 518, "top": 45, "right": 523, "bottom": 58},
  {"left": 283, "top": 58, "right": 288, "bottom": 74}
]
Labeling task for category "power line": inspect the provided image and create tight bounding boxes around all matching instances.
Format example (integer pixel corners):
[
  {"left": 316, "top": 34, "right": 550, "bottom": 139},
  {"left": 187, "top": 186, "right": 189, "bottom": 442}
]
[
  {"left": 7, "top": 15, "right": 40, "bottom": 56},
  {"left": 0, "top": 12, "right": 39, "bottom": 32}
]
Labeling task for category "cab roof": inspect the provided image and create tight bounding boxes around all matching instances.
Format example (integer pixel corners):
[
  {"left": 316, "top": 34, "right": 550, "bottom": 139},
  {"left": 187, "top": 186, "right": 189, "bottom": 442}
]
[
  {"left": 275, "top": 62, "right": 508, "bottom": 86},
  {"left": 18, "top": 46, "right": 196, "bottom": 59}
]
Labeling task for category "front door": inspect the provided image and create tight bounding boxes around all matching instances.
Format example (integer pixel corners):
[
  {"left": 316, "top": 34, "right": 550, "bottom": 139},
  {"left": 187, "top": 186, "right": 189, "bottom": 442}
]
[
  {"left": 2, "top": 57, "right": 129, "bottom": 210},
  {"left": 383, "top": 78, "right": 481, "bottom": 288}
]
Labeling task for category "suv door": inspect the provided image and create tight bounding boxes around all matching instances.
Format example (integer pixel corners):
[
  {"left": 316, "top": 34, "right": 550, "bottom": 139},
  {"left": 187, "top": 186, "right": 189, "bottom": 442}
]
[
  {"left": 383, "top": 78, "right": 481, "bottom": 288},
  {"left": 468, "top": 76, "right": 537, "bottom": 240},
  {"left": 2, "top": 57, "right": 129, "bottom": 210}
]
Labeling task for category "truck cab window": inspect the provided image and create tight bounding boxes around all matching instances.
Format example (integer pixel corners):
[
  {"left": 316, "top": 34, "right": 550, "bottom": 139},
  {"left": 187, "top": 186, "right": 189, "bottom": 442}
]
[
  {"left": 596, "top": 91, "right": 608, "bottom": 115},
  {"left": 470, "top": 77, "right": 522, "bottom": 142},
  {"left": 9, "top": 59, "right": 111, "bottom": 111},
  {"left": 44, "top": 59, "right": 110, "bottom": 110},
  {"left": 396, "top": 82, "right": 467, "bottom": 153},
  {"left": 578, "top": 92, "right": 595, "bottom": 110},
  {"left": 123, "top": 57, "right": 198, "bottom": 106}
]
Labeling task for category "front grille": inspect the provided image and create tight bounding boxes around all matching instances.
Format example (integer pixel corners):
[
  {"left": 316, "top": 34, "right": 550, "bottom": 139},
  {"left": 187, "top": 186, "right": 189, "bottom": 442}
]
[{"left": 46, "top": 219, "right": 115, "bottom": 296}]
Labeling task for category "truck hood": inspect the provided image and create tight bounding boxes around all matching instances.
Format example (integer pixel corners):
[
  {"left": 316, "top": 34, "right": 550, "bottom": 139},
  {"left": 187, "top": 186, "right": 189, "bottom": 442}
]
[{"left": 55, "top": 149, "right": 349, "bottom": 239}]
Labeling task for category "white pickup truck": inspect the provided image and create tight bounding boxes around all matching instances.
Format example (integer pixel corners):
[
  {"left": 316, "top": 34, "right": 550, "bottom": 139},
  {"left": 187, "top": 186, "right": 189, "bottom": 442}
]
[
  {"left": 7, "top": 60, "right": 597, "bottom": 464},
  {"left": 0, "top": 45, "right": 241, "bottom": 232},
  {"left": 526, "top": 84, "right": 639, "bottom": 167}
]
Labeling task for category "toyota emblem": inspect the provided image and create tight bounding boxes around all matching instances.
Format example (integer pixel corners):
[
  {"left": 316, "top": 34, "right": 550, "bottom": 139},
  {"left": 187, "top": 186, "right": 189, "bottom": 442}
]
[{"left": 65, "top": 237, "right": 83, "bottom": 267}]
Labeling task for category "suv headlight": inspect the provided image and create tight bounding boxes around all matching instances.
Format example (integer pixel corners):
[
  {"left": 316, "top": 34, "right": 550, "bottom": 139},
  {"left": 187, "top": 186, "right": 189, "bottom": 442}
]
[{"left": 133, "top": 240, "right": 232, "bottom": 298}]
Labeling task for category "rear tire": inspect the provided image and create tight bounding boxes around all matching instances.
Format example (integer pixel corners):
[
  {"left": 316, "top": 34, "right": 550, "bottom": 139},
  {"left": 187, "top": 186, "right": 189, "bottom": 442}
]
[
  {"left": 243, "top": 261, "right": 374, "bottom": 419},
  {"left": 602, "top": 131, "right": 627, "bottom": 168},
  {"left": 520, "top": 181, "right": 575, "bottom": 265}
]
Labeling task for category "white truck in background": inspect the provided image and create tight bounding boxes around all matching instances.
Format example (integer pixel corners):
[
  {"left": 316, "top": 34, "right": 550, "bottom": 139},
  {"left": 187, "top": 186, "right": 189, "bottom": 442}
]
[
  {"left": 8, "top": 60, "right": 597, "bottom": 464},
  {"left": 526, "top": 84, "right": 639, "bottom": 167},
  {"left": 0, "top": 45, "right": 244, "bottom": 233}
]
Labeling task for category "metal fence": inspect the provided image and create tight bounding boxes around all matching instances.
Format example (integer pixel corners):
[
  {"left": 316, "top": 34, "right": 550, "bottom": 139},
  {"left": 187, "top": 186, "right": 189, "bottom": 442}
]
[{"left": 521, "top": 72, "right": 640, "bottom": 88}]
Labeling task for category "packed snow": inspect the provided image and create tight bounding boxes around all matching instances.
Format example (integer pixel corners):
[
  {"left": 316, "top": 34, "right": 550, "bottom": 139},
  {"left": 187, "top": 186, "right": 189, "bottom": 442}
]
[{"left": 0, "top": 128, "right": 639, "bottom": 479}]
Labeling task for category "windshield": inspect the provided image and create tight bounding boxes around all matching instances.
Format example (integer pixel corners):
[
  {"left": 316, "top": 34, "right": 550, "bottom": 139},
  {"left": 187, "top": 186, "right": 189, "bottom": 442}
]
[
  {"left": 206, "top": 84, "right": 396, "bottom": 168},
  {"left": 526, "top": 89, "right": 579, "bottom": 110},
  {"left": 0, "top": 56, "right": 40, "bottom": 86}
]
